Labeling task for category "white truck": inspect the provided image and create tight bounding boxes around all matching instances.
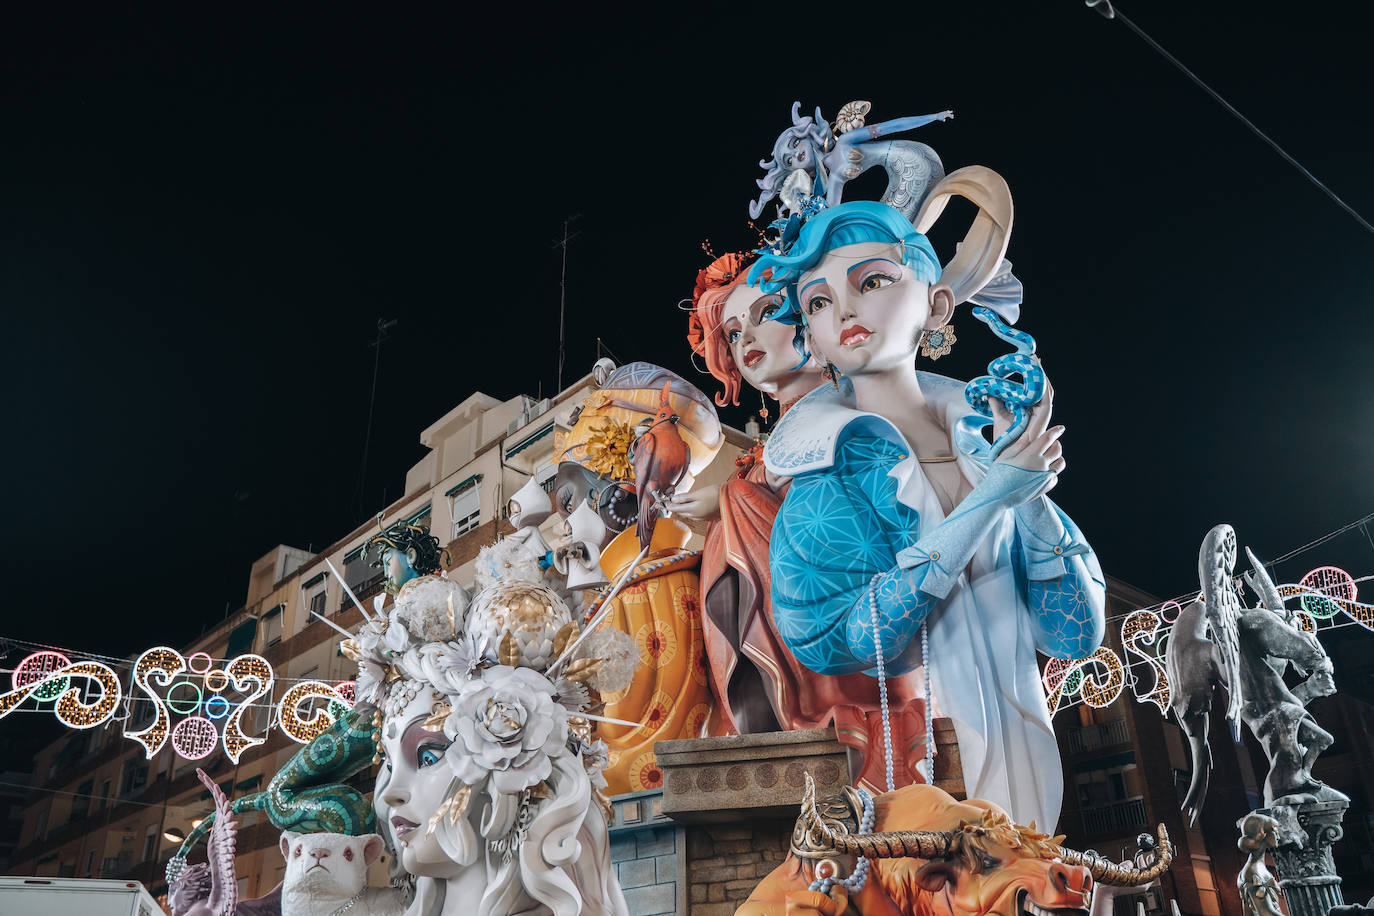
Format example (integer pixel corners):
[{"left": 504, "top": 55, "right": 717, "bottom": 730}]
[{"left": 0, "top": 876, "right": 164, "bottom": 915}]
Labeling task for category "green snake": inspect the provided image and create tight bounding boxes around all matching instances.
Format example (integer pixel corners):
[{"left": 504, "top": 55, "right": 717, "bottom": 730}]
[{"left": 173, "top": 708, "right": 377, "bottom": 862}]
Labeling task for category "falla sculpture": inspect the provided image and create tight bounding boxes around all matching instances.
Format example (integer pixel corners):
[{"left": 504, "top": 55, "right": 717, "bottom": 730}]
[{"left": 161, "top": 99, "right": 1176, "bottom": 916}]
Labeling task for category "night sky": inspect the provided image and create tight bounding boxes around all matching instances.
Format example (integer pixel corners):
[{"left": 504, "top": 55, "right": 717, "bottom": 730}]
[{"left": 2, "top": 1, "right": 1372, "bottom": 745}]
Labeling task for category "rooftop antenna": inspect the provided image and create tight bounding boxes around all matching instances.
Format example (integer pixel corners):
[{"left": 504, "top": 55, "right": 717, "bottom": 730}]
[
  {"left": 357, "top": 317, "right": 398, "bottom": 518},
  {"left": 551, "top": 215, "right": 582, "bottom": 393}
]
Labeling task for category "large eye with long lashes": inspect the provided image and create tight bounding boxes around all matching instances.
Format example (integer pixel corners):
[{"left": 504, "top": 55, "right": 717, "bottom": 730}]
[
  {"left": 418, "top": 745, "right": 444, "bottom": 768},
  {"left": 727, "top": 328, "right": 742, "bottom": 344},
  {"left": 859, "top": 273, "right": 897, "bottom": 293},
  {"left": 805, "top": 295, "right": 830, "bottom": 316}
]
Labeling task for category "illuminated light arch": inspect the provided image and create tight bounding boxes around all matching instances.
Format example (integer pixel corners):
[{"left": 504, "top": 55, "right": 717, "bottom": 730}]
[
  {"left": 171, "top": 716, "right": 219, "bottom": 760},
  {"left": 204, "top": 669, "right": 229, "bottom": 693},
  {"left": 186, "top": 652, "right": 213, "bottom": 675}
]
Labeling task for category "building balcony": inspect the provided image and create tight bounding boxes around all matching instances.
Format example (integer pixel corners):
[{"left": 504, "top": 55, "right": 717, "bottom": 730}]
[
  {"left": 1080, "top": 796, "right": 1148, "bottom": 837},
  {"left": 1067, "top": 718, "right": 1131, "bottom": 753}
]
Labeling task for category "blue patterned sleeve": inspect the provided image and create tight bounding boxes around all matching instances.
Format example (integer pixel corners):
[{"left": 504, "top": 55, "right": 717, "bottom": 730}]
[
  {"left": 769, "top": 438, "right": 1051, "bottom": 676},
  {"left": 768, "top": 437, "right": 930, "bottom": 676},
  {"left": 1014, "top": 498, "right": 1106, "bottom": 658}
]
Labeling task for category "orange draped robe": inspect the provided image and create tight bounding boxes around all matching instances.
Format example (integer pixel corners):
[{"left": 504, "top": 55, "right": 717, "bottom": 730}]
[
  {"left": 700, "top": 450, "right": 928, "bottom": 793},
  {"left": 589, "top": 523, "right": 712, "bottom": 795}
]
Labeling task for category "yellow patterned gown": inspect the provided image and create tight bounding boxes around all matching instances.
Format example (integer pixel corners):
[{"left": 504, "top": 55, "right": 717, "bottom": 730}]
[{"left": 587, "top": 520, "right": 712, "bottom": 795}]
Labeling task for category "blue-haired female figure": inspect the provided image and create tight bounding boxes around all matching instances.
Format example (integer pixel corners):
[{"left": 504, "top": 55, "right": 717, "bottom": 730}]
[{"left": 748, "top": 193, "right": 1105, "bottom": 831}]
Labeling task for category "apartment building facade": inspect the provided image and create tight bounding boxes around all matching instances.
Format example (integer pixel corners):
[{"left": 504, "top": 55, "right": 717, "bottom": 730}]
[{"left": 7, "top": 373, "right": 608, "bottom": 903}]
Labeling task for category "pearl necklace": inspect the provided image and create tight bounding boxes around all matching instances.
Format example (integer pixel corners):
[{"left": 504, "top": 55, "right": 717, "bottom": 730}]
[{"left": 330, "top": 886, "right": 368, "bottom": 915}]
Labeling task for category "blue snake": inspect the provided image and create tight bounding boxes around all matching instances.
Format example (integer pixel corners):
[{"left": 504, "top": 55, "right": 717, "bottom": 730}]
[{"left": 963, "top": 306, "right": 1045, "bottom": 459}]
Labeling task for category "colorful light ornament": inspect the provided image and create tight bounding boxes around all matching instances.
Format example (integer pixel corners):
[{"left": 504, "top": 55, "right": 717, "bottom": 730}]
[
  {"left": 1121, "top": 610, "right": 1170, "bottom": 713},
  {"left": 166, "top": 681, "right": 204, "bottom": 716},
  {"left": 277, "top": 680, "right": 354, "bottom": 743},
  {"left": 125, "top": 648, "right": 188, "bottom": 758},
  {"left": 0, "top": 659, "right": 122, "bottom": 729},
  {"left": 1042, "top": 647, "right": 1125, "bottom": 715},
  {"left": 221, "top": 654, "right": 273, "bottom": 763},
  {"left": 1298, "top": 566, "right": 1357, "bottom": 618},
  {"left": 12, "top": 650, "right": 73, "bottom": 702},
  {"left": 204, "top": 669, "right": 229, "bottom": 693},
  {"left": 171, "top": 716, "right": 219, "bottom": 760}
]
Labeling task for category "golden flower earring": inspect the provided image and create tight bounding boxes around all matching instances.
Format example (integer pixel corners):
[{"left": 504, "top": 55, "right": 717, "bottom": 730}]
[{"left": 919, "top": 324, "right": 956, "bottom": 360}]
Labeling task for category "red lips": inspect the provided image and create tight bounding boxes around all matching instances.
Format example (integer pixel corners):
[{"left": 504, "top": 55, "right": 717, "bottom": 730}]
[
  {"left": 839, "top": 325, "right": 872, "bottom": 346},
  {"left": 743, "top": 349, "right": 765, "bottom": 368}
]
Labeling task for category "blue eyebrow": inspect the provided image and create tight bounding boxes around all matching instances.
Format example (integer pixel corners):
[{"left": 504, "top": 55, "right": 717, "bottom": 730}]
[
  {"left": 800, "top": 278, "right": 828, "bottom": 296},
  {"left": 846, "top": 258, "right": 899, "bottom": 278}
]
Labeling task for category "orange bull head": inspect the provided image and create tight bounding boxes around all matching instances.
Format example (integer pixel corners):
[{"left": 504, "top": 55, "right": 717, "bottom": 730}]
[{"left": 738, "top": 778, "right": 1171, "bottom": 916}]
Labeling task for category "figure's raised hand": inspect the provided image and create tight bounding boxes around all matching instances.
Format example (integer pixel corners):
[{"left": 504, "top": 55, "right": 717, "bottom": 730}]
[
  {"left": 993, "top": 376, "right": 1065, "bottom": 496},
  {"left": 661, "top": 484, "right": 721, "bottom": 523}
]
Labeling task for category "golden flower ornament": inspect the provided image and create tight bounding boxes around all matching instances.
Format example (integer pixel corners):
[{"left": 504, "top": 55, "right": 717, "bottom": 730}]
[{"left": 584, "top": 417, "right": 636, "bottom": 481}]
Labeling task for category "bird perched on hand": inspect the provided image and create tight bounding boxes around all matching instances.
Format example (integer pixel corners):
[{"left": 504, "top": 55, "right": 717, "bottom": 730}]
[{"left": 630, "top": 381, "right": 689, "bottom": 551}]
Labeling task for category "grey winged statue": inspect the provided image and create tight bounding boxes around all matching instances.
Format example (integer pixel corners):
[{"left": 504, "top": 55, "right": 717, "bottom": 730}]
[{"left": 1165, "top": 523, "right": 1341, "bottom": 826}]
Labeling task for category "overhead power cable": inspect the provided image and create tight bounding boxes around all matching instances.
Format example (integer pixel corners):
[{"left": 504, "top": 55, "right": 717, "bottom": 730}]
[{"left": 1085, "top": 1, "right": 1374, "bottom": 237}]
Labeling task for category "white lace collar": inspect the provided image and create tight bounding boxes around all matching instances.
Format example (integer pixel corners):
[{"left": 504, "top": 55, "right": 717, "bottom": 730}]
[{"left": 762, "top": 372, "right": 991, "bottom": 477}]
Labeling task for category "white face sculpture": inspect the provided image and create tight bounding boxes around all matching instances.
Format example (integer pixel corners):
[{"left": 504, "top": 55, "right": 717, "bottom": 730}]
[
  {"left": 376, "top": 686, "right": 472, "bottom": 879},
  {"left": 798, "top": 241, "right": 947, "bottom": 377},
  {"left": 279, "top": 830, "right": 383, "bottom": 897},
  {"left": 718, "top": 283, "right": 812, "bottom": 395}
]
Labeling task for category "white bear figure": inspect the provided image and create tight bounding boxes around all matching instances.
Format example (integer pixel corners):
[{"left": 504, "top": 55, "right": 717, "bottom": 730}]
[{"left": 279, "top": 831, "right": 406, "bottom": 916}]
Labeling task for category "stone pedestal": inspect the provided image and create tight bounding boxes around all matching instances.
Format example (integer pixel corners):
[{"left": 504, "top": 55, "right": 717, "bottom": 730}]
[
  {"left": 1269, "top": 797, "right": 1348, "bottom": 916},
  {"left": 655, "top": 719, "right": 965, "bottom": 914}
]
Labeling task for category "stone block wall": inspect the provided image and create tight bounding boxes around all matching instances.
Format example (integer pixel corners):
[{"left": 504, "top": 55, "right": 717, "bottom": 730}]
[
  {"left": 607, "top": 788, "right": 687, "bottom": 915},
  {"left": 684, "top": 819, "right": 793, "bottom": 915}
]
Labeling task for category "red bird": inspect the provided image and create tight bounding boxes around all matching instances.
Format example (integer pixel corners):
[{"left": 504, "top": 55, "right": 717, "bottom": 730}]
[{"left": 631, "top": 381, "right": 690, "bottom": 551}]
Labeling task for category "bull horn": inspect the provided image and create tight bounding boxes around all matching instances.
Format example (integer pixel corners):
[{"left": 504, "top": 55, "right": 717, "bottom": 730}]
[
  {"left": 797, "top": 774, "right": 959, "bottom": 860},
  {"left": 1055, "top": 825, "right": 1173, "bottom": 886}
]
